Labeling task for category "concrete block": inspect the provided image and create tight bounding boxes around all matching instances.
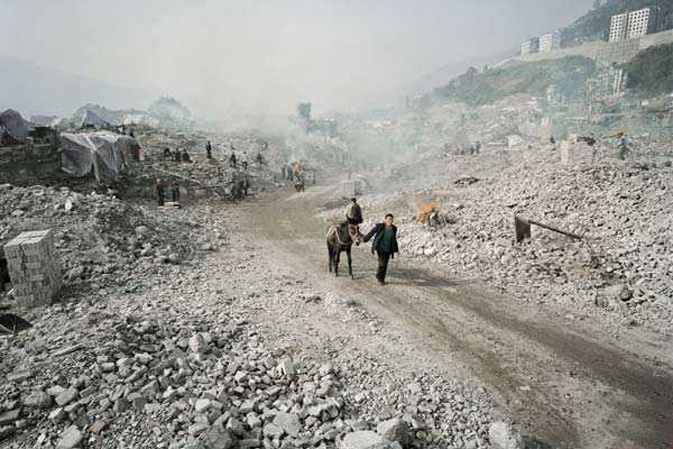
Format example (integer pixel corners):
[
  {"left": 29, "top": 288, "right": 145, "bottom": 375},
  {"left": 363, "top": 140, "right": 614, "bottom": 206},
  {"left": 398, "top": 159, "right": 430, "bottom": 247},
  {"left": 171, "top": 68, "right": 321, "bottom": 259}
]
[{"left": 3, "top": 230, "right": 61, "bottom": 308}]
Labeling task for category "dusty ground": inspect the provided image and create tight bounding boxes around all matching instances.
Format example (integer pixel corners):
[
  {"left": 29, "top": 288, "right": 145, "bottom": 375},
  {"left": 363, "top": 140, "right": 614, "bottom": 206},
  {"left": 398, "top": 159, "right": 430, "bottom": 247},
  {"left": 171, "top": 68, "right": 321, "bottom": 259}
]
[
  {"left": 3, "top": 177, "right": 673, "bottom": 449},
  {"left": 241, "top": 181, "right": 673, "bottom": 449}
]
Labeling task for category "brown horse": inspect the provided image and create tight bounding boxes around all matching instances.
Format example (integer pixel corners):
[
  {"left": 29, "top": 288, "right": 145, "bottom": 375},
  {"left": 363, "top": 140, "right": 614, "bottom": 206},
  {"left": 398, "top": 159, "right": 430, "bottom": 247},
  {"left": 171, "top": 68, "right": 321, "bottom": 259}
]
[{"left": 326, "top": 221, "right": 362, "bottom": 278}]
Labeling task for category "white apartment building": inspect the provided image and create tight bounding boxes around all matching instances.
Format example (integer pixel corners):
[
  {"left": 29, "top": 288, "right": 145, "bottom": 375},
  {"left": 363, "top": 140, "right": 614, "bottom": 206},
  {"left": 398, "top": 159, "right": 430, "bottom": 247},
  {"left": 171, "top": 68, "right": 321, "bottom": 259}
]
[
  {"left": 627, "top": 8, "right": 651, "bottom": 39},
  {"left": 609, "top": 8, "right": 652, "bottom": 42},
  {"left": 539, "top": 31, "right": 561, "bottom": 52},
  {"left": 609, "top": 12, "right": 628, "bottom": 42},
  {"left": 520, "top": 37, "right": 539, "bottom": 55}
]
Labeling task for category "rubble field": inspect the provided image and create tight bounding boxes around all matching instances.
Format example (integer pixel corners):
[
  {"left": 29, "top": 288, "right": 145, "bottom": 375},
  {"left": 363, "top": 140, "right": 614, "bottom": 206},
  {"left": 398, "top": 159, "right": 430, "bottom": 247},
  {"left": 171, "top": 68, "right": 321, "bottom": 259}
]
[
  {"left": 0, "top": 192, "right": 508, "bottom": 449},
  {"left": 356, "top": 144, "right": 673, "bottom": 336}
]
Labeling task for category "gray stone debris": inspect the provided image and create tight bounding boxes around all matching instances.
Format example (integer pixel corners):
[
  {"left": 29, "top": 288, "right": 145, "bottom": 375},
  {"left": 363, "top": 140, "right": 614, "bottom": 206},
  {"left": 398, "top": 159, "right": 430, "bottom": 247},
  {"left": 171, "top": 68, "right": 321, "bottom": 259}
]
[
  {"left": 376, "top": 418, "right": 409, "bottom": 447},
  {"left": 0, "top": 166, "right": 495, "bottom": 449},
  {"left": 22, "top": 390, "right": 53, "bottom": 409},
  {"left": 488, "top": 421, "right": 523, "bottom": 449},
  {"left": 56, "top": 425, "right": 83, "bottom": 449},
  {"left": 339, "top": 430, "right": 396, "bottom": 449}
]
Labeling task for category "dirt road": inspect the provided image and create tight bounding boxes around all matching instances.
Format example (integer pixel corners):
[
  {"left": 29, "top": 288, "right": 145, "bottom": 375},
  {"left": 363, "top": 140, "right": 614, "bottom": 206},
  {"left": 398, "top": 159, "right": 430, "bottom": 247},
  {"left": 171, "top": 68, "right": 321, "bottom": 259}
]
[{"left": 241, "top": 183, "right": 673, "bottom": 449}]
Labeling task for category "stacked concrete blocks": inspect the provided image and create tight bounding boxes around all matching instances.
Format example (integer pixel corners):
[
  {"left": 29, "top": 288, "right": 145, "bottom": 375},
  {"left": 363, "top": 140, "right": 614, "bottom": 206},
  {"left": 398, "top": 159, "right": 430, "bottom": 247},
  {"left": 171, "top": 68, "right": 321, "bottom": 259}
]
[{"left": 3, "top": 230, "right": 61, "bottom": 307}]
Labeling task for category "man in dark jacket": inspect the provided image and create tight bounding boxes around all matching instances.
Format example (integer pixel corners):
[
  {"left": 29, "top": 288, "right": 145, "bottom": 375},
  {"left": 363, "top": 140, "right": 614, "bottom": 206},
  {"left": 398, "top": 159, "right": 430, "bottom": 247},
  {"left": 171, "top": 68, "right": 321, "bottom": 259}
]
[{"left": 363, "top": 214, "right": 399, "bottom": 285}]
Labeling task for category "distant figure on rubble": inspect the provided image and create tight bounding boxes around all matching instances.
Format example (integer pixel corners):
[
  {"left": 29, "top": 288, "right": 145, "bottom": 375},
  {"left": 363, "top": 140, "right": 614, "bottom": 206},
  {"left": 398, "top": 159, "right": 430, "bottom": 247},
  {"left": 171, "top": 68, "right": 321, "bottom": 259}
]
[
  {"left": 182, "top": 150, "right": 192, "bottom": 163},
  {"left": 255, "top": 152, "right": 263, "bottom": 164},
  {"left": 155, "top": 178, "right": 166, "bottom": 206},
  {"left": 287, "top": 165, "right": 294, "bottom": 181},
  {"left": 549, "top": 136, "right": 556, "bottom": 151},
  {"left": 362, "top": 213, "right": 399, "bottom": 285},
  {"left": 618, "top": 133, "right": 629, "bottom": 160},
  {"left": 106, "top": 182, "right": 119, "bottom": 199},
  {"left": 346, "top": 198, "right": 363, "bottom": 227},
  {"left": 243, "top": 173, "right": 250, "bottom": 196},
  {"left": 205, "top": 141, "right": 212, "bottom": 159},
  {"left": 174, "top": 149, "right": 182, "bottom": 162},
  {"left": 163, "top": 147, "right": 173, "bottom": 159},
  {"left": 229, "top": 152, "right": 237, "bottom": 168},
  {"left": 242, "top": 151, "right": 249, "bottom": 170},
  {"left": 171, "top": 180, "right": 180, "bottom": 203},
  {"left": 281, "top": 165, "right": 287, "bottom": 179}
]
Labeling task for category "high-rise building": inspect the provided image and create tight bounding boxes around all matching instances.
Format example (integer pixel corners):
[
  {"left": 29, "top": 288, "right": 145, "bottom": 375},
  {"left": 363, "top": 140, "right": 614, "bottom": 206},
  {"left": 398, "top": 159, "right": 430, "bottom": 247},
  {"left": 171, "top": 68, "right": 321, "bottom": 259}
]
[
  {"left": 609, "top": 8, "right": 654, "bottom": 42},
  {"left": 539, "top": 31, "right": 561, "bottom": 53},
  {"left": 627, "top": 8, "right": 651, "bottom": 39},
  {"left": 520, "top": 37, "right": 539, "bottom": 55},
  {"left": 609, "top": 12, "right": 628, "bottom": 42}
]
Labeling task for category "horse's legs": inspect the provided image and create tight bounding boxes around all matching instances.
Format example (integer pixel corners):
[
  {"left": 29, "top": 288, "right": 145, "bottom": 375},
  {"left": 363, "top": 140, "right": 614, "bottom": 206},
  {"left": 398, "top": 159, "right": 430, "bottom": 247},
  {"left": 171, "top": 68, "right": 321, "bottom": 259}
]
[
  {"left": 335, "top": 250, "right": 340, "bottom": 277},
  {"left": 346, "top": 246, "right": 353, "bottom": 278},
  {"left": 327, "top": 244, "right": 333, "bottom": 272}
]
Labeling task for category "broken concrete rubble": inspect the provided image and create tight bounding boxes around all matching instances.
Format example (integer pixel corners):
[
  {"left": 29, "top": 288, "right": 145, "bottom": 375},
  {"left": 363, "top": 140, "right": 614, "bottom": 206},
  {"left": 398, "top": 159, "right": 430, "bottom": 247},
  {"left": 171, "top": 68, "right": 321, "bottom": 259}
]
[{"left": 364, "top": 146, "right": 673, "bottom": 333}]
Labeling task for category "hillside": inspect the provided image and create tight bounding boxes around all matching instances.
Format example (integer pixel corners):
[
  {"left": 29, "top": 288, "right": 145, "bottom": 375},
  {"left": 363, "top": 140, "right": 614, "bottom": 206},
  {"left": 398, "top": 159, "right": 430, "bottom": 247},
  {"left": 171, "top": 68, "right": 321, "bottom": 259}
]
[
  {"left": 624, "top": 42, "right": 673, "bottom": 95},
  {"left": 561, "top": 0, "right": 673, "bottom": 48},
  {"left": 432, "top": 56, "right": 597, "bottom": 106}
]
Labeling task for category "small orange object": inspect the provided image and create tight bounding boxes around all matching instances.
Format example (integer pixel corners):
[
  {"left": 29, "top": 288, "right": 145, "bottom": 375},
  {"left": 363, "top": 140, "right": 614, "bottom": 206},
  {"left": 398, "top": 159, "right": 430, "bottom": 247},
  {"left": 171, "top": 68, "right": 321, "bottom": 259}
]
[{"left": 415, "top": 201, "right": 439, "bottom": 224}]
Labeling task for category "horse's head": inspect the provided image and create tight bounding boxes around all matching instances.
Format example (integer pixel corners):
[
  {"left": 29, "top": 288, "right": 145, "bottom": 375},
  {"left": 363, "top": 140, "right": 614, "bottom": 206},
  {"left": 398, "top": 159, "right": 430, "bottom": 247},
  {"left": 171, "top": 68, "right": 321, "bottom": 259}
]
[{"left": 348, "top": 224, "right": 363, "bottom": 245}]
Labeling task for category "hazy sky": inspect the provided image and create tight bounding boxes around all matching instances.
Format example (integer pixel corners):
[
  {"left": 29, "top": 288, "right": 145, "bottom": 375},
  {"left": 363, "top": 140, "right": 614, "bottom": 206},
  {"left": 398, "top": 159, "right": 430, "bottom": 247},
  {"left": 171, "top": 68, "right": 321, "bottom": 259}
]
[{"left": 1, "top": 0, "right": 593, "bottom": 117}]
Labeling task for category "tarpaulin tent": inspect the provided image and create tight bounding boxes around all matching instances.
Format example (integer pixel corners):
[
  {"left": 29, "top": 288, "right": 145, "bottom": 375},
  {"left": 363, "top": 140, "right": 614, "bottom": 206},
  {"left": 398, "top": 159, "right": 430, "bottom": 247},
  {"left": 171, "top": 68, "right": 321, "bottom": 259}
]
[
  {"left": 0, "top": 109, "right": 30, "bottom": 145},
  {"left": 60, "top": 131, "right": 142, "bottom": 182}
]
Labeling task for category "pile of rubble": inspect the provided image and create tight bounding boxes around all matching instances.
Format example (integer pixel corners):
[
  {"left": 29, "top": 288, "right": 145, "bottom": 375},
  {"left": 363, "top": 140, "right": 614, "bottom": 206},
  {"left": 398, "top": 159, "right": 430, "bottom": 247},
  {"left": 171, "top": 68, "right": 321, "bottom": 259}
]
[
  {"left": 367, "top": 148, "right": 673, "bottom": 333},
  {"left": 0, "top": 184, "right": 222, "bottom": 297},
  {"left": 0, "top": 225, "right": 501, "bottom": 449}
]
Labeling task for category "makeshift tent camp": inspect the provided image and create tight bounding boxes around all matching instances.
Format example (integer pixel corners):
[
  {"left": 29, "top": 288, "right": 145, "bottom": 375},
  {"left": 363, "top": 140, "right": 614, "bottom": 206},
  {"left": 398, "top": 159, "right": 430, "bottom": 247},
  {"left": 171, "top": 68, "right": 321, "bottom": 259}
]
[
  {"left": 60, "top": 131, "right": 142, "bottom": 182},
  {"left": 0, "top": 109, "right": 30, "bottom": 145}
]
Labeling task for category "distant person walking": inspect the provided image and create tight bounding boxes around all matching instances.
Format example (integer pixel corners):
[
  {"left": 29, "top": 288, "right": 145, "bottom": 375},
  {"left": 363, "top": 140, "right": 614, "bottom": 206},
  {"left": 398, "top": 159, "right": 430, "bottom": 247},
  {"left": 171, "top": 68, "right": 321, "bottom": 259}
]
[
  {"left": 363, "top": 213, "right": 399, "bottom": 285},
  {"left": 229, "top": 152, "right": 237, "bottom": 168},
  {"left": 241, "top": 151, "right": 249, "bottom": 170},
  {"left": 618, "top": 133, "right": 629, "bottom": 160},
  {"left": 155, "top": 178, "right": 166, "bottom": 206},
  {"left": 205, "top": 141, "right": 213, "bottom": 159},
  {"left": 170, "top": 180, "right": 180, "bottom": 203}
]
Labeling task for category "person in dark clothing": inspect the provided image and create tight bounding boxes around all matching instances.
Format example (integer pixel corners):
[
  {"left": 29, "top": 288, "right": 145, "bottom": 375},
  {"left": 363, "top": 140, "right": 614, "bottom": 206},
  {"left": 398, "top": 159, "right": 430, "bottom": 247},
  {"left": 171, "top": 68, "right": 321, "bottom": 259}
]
[
  {"left": 363, "top": 214, "right": 399, "bottom": 285},
  {"left": 346, "top": 197, "right": 363, "bottom": 226},
  {"left": 155, "top": 178, "right": 166, "bottom": 206},
  {"left": 171, "top": 180, "right": 180, "bottom": 203},
  {"left": 229, "top": 152, "right": 237, "bottom": 168},
  {"left": 163, "top": 147, "right": 173, "bottom": 159},
  {"left": 182, "top": 150, "right": 192, "bottom": 163},
  {"left": 205, "top": 141, "right": 213, "bottom": 159},
  {"left": 174, "top": 149, "right": 182, "bottom": 162}
]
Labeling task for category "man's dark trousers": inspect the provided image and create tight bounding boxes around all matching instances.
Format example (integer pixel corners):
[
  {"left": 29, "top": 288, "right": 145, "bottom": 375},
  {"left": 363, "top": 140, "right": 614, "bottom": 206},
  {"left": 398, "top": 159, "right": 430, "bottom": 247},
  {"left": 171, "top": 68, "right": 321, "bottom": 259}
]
[{"left": 376, "top": 251, "right": 391, "bottom": 283}]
